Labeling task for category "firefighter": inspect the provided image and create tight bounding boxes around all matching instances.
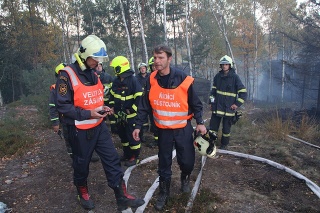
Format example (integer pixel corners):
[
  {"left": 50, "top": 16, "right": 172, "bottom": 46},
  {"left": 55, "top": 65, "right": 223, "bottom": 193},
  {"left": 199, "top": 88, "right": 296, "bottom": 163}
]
[
  {"left": 49, "top": 63, "right": 72, "bottom": 157},
  {"left": 55, "top": 35, "right": 144, "bottom": 211},
  {"left": 109, "top": 56, "right": 143, "bottom": 167},
  {"left": 135, "top": 62, "right": 150, "bottom": 144},
  {"left": 146, "top": 57, "right": 158, "bottom": 148},
  {"left": 94, "top": 62, "right": 117, "bottom": 134},
  {"left": 148, "top": 56, "right": 155, "bottom": 72},
  {"left": 133, "top": 45, "right": 206, "bottom": 211},
  {"left": 209, "top": 55, "right": 247, "bottom": 150}
]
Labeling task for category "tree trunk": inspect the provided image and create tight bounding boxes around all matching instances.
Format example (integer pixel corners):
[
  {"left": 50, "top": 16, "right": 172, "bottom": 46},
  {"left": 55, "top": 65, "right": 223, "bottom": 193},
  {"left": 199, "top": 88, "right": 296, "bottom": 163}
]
[
  {"left": 172, "top": 0, "right": 177, "bottom": 66},
  {"left": 119, "top": 0, "right": 134, "bottom": 72},
  {"left": 253, "top": 0, "right": 257, "bottom": 101},
  {"left": 268, "top": 30, "right": 272, "bottom": 102},
  {"left": 185, "top": 0, "right": 192, "bottom": 76},
  {"left": 136, "top": 0, "right": 148, "bottom": 63},
  {"left": 301, "top": 73, "right": 306, "bottom": 109},
  {"left": 163, "top": 0, "right": 168, "bottom": 45},
  {"left": 281, "top": 33, "right": 285, "bottom": 102},
  {"left": 317, "top": 77, "right": 320, "bottom": 114},
  {"left": 11, "top": 72, "right": 15, "bottom": 102},
  {"left": 210, "top": 0, "right": 237, "bottom": 73}
]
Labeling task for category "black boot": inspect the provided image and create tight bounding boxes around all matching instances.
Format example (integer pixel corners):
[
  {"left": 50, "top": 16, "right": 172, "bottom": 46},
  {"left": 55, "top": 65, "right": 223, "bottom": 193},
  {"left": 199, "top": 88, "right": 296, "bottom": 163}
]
[
  {"left": 125, "top": 149, "right": 141, "bottom": 167},
  {"left": 181, "top": 173, "right": 191, "bottom": 193},
  {"left": 76, "top": 184, "right": 95, "bottom": 210},
  {"left": 220, "top": 136, "right": 229, "bottom": 150},
  {"left": 155, "top": 179, "right": 170, "bottom": 211},
  {"left": 124, "top": 156, "right": 140, "bottom": 167},
  {"left": 113, "top": 179, "right": 145, "bottom": 211}
]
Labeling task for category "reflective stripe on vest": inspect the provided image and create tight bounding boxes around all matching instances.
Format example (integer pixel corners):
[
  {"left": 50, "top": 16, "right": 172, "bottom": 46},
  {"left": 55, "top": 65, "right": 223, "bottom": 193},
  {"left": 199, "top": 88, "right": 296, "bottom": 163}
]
[
  {"left": 62, "top": 66, "right": 103, "bottom": 129},
  {"left": 149, "top": 71, "right": 193, "bottom": 129}
]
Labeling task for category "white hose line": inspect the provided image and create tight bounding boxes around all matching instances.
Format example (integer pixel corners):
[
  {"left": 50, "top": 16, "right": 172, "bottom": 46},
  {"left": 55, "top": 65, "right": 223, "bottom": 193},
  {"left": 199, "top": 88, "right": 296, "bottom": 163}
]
[
  {"left": 122, "top": 150, "right": 177, "bottom": 213},
  {"left": 185, "top": 156, "right": 207, "bottom": 213},
  {"left": 218, "top": 149, "right": 320, "bottom": 198},
  {"left": 135, "top": 177, "right": 160, "bottom": 213},
  {"left": 184, "top": 149, "right": 320, "bottom": 212},
  {"left": 287, "top": 135, "right": 320, "bottom": 150}
]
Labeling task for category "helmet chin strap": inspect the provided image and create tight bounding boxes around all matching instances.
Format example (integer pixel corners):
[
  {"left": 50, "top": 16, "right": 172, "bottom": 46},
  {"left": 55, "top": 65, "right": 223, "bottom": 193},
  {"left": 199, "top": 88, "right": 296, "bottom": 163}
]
[{"left": 74, "top": 53, "right": 87, "bottom": 71}]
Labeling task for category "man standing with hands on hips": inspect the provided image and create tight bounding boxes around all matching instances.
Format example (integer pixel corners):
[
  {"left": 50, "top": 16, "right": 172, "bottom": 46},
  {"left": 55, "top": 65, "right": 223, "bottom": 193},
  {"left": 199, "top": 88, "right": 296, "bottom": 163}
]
[{"left": 133, "top": 44, "right": 206, "bottom": 211}]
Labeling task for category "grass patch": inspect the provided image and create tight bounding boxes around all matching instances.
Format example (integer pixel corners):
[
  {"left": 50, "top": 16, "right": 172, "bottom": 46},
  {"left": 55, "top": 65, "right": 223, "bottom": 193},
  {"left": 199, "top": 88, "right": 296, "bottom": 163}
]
[
  {"left": 294, "top": 114, "right": 320, "bottom": 143},
  {"left": 191, "top": 188, "right": 223, "bottom": 212},
  {"left": 0, "top": 109, "right": 34, "bottom": 158},
  {"left": 261, "top": 110, "right": 294, "bottom": 141}
]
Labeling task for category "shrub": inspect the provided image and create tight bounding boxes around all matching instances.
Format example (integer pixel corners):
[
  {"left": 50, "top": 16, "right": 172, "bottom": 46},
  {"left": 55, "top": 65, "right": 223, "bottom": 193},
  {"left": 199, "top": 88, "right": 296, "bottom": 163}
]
[{"left": 0, "top": 114, "right": 34, "bottom": 158}]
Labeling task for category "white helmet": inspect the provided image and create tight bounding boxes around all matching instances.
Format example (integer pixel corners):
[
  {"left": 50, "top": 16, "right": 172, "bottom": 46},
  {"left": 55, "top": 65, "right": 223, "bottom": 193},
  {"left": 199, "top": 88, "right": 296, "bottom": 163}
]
[
  {"left": 138, "top": 62, "right": 147, "bottom": 71},
  {"left": 193, "top": 131, "right": 217, "bottom": 158},
  {"left": 77, "top": 35, "right": 109, "bottom": 63}
]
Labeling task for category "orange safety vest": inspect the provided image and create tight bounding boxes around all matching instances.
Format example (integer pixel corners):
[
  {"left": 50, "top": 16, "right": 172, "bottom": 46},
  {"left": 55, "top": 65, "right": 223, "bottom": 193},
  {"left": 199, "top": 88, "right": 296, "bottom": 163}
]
[
  {"left": 62, "top": 66, "right": 104, "bottom": 130},
  {"left": 149, "top": 71, "right": 194, "bottom": 129}
]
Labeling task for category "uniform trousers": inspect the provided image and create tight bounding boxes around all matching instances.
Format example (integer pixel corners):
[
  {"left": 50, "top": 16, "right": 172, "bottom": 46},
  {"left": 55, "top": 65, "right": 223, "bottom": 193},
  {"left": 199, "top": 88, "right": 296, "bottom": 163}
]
[
  {"left": 67, "top": 122, "right": 123, "bottom": 188},
  {"left": 157, "top": 121, "right": 195, "bottom": 181}
]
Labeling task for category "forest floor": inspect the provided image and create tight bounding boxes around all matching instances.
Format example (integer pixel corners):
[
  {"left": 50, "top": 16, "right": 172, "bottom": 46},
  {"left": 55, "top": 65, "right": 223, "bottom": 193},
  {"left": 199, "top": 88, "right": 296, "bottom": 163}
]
[{"left": 0, "top": 105, "right": 320, "bottom": 213}]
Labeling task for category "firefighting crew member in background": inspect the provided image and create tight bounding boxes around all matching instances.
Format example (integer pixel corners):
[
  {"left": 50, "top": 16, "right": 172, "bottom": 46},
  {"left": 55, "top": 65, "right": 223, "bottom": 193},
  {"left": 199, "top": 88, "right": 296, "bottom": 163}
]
[
  {"left": 49, "top": 63, "right": 73, "bottom": 158},
  {"left": 133, "top": 45, "right": 206, "bottom": 211},
  {"left": 209, "top": 55, "right": 247, "bottom": 150},
  {"left": 95, "top": 62, "right": 114, "bottom": 85},
  {"left": 55, "top": 35, "right": 144, "bottom": 211},
  {"left": 135, "top": 62, "right": 150, "bottom": 144},
  {"left": 109, "top": 56, "right": 143, "bottom": 167},
  {"left": 146, "top": 56, "right": 158, "bottom": 148},
  {"left": 94, "top": 62, "right": 117, "bottom": 134}
]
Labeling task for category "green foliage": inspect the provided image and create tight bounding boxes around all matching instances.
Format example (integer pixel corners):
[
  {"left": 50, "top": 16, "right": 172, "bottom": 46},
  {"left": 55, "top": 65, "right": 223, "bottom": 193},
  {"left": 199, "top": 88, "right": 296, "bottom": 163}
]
[
  {"left": 20, "top": 94, "right": 51, "bottom": 127},
  {"left": 22, "top": 66, "right": 53, "bottom": 96},
  {"left": 0, "top": 113, "right": 34, "bottom": 158}
]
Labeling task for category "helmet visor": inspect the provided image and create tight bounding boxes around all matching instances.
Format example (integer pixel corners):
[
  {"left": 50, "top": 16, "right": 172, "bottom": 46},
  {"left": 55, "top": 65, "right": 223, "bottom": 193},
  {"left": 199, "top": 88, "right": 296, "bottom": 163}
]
[{"left": 91, "top": 56, "right": 109, "bottom": 63}]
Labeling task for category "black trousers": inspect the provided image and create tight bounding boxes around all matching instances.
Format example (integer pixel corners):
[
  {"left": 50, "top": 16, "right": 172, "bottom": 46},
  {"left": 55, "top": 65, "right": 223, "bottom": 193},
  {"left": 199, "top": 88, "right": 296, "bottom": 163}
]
[
  {"left": 157, "top": 121, "right": 195, "bottom": 181},
  {"left": 68, "top": 122, "right": 123, "bottom": 188},
  {"left": 209, "top": 114, "right": 233, "bottom": 145},
  {"left": 116, "top": 117, "right": 141, "bottom": 159}
]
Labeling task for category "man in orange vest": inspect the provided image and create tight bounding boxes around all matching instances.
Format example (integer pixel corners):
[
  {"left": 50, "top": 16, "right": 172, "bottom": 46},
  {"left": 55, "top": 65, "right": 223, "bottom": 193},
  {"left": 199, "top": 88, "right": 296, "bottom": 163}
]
[
  {"left": 55, "top": 35, "right": 144, "bottom": 211},
  {"left": 49, "top": 63, "right": 100, "bottom": 162},
  {"left": 133, "top": 45, "right": 207, "bottom": 211}
]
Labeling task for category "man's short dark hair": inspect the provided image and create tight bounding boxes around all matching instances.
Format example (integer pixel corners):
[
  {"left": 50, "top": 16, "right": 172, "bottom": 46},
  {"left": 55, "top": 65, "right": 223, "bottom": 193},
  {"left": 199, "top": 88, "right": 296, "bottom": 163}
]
[{"left": 153, "top": 45, "right": 172, "bottom": 57}]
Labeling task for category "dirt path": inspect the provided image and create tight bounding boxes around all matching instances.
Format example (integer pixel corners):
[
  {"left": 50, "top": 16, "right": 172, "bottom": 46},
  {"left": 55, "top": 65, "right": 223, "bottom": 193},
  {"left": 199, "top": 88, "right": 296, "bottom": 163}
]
[{"left": 1, "top": 107, "right": 320, "bottom": 213}]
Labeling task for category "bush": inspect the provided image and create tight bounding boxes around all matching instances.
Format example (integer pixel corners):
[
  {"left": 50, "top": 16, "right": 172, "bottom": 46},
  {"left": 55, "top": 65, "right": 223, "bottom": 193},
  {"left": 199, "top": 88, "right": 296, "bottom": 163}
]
[
  {"left": 20, "top": 94, "right": 51, "bottom": 127},
  {"left": 0, "top": 114, "right": 34, "bottom": 158}
]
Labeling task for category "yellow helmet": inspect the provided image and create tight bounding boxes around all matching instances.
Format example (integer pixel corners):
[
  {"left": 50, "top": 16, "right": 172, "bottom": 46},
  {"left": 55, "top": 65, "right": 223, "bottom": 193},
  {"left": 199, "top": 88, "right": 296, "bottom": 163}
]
[
  {"left": 148, "top": 56, "right": 154, "bottom": 65},
  {"left": 110, "top": 56, "right": 130, "bottom": 75},
  {"left": 77, "top": 35, "right": 109, "bottom": 63},
  {"left": 55, "top": 63, "right": 66, "bottom": 74},
  {"left": 219, "top": 55, "right": 233, "bottom": 68},
  {"left": 148, "top": 56, "right": 154, "bottom": 72}
]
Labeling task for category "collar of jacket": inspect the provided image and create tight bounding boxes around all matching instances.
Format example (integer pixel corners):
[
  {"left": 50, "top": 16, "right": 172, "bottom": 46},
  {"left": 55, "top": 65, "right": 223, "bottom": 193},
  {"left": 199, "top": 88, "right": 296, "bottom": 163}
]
[
  {"left": 154, "top": 66, "right": 176, "bottom": 80},
  {"left": 219, "top": 68, "right": 235, "bottom": 76},
  {"left": 118, "top": 70, "right": 134, "bottom": 78}
]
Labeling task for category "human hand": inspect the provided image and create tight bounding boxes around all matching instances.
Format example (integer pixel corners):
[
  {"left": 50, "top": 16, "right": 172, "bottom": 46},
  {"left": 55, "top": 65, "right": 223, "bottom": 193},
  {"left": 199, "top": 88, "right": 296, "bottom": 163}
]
[
  {"left": 132, "top": 129, "right": 140, "bottom": 141},
  {"left": 52, "top": 125, "right": 59, "bottom": 133},
  {"left": 230, "top": 104, "right": 238, "bottom": 110},
  {"left": 195, "top": 124, "right": 207, "bottom": 135},
  {"left": 102, "top": 106, "right": 114, "bottom": 115}
]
